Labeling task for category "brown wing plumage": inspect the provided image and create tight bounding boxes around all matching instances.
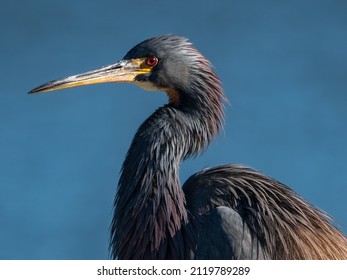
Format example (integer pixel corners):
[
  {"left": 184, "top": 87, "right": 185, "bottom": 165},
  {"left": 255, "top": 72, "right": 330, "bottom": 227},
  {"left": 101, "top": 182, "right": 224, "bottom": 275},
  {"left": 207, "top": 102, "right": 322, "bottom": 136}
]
[{"left": 184, "top": 164, "right": 347, "bottom": 259}]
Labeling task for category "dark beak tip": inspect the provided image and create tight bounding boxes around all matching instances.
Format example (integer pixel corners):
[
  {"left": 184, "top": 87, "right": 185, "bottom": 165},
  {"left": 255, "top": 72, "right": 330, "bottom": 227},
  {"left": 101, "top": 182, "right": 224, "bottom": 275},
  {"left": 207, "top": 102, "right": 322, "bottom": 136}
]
[
  {"left": 28, "top": 89, "right": 39, "bottom": 94},
  {"left": 28, "top": 84, "right": 49, "bottom": 94}
]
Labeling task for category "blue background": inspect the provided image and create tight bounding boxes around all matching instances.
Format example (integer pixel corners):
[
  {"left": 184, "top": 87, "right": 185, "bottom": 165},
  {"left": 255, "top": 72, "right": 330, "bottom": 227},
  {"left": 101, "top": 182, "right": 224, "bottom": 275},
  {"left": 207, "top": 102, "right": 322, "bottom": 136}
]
[{"left": 1, "top": 0, "right": 346, "bottom": 259}]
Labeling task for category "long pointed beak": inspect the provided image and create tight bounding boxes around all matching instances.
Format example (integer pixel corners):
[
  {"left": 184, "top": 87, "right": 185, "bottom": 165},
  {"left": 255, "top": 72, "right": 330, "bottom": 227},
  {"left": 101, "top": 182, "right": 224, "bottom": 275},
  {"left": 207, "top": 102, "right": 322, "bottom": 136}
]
[{"left": 28, "top": 59, "right": 150, "bottom": 94}]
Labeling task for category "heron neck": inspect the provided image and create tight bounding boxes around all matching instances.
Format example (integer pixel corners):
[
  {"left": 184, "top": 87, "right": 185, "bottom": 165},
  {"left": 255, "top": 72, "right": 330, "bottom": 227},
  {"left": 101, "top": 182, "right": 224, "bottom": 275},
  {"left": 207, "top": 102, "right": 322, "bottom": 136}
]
[{"left": 112, "top": 105, "right": 210, "bottom": 259}]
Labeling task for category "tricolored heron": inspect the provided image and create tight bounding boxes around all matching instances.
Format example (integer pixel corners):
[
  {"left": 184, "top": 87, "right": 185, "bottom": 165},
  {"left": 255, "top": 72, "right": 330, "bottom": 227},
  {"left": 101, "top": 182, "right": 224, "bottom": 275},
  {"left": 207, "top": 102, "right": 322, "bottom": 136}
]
[{"left": 29, "top": 35, "right": 347, "bottom": 259}]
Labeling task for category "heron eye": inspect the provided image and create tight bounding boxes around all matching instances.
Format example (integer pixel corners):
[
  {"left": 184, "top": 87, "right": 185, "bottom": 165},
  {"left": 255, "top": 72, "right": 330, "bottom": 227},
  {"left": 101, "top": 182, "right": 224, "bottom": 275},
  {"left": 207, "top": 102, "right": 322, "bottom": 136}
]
[{"left": 146, "top": 56, "right": 158, "bottom": 67}]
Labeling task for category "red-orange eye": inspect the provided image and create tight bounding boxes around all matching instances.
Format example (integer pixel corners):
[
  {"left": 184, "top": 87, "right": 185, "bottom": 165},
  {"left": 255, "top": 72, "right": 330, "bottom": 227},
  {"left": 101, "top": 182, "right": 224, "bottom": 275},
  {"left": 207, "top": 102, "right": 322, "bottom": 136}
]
[{"left": 146, "top": 56, "right": 158, "bottom": 67}]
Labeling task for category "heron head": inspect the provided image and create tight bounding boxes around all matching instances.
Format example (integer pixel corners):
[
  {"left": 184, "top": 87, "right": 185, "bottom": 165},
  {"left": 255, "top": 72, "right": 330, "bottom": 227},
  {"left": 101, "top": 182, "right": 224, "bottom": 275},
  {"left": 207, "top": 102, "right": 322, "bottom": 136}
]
[{"left": 29, "top": 35, "right": 223, "bottom": 107}]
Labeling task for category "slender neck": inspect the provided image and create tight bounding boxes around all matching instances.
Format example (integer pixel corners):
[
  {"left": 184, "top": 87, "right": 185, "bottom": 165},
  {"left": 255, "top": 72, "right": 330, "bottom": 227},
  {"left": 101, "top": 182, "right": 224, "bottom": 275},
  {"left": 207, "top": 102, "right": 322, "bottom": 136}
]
[
  {"left": 110, "top": 105, "right": 193, "bottom": 259},
  {"left": 111, "top": 76, "right": 224, "bottom": 259}
]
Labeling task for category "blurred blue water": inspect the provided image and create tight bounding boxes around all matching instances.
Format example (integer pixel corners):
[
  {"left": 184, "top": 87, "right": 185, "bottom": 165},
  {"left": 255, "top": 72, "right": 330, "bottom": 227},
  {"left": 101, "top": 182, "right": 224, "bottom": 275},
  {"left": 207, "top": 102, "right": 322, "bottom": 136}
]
[{"left": 0, "top": 0, "right": 346, "bottom": 259}]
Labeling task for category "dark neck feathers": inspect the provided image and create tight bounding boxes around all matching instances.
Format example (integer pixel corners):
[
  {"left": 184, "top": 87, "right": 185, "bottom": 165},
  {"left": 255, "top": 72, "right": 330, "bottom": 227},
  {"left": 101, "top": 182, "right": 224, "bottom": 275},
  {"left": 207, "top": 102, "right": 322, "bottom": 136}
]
[{"left": 111, "top": 54, "right": 225, "bottom": 259}]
